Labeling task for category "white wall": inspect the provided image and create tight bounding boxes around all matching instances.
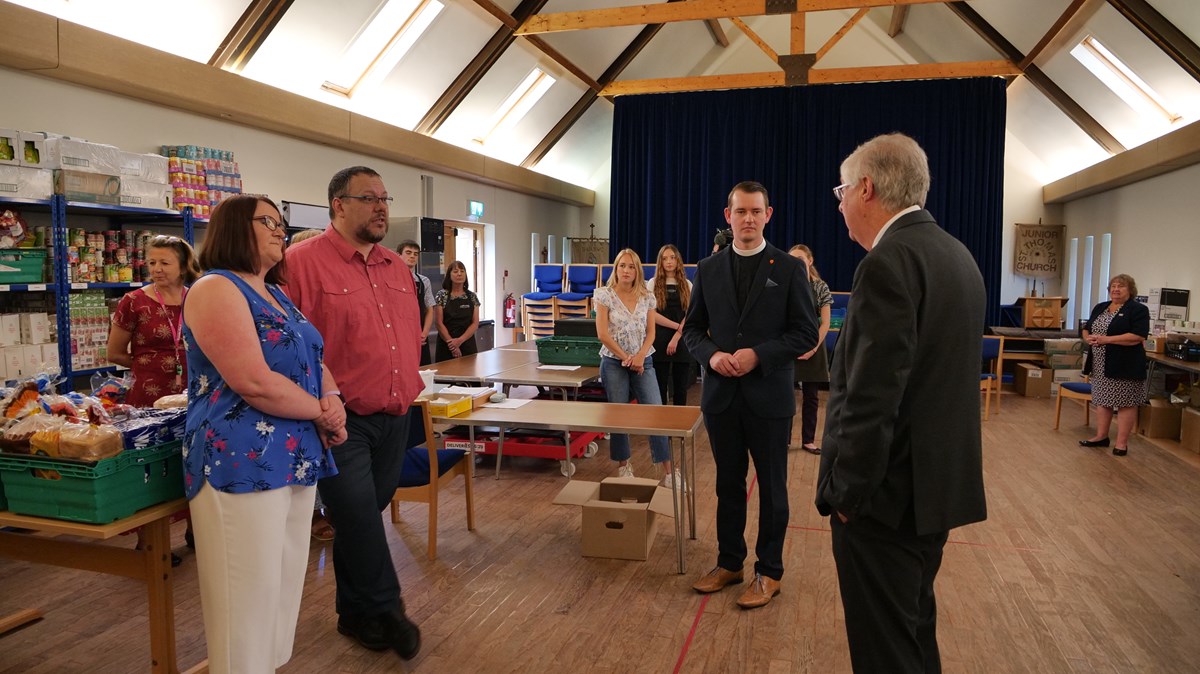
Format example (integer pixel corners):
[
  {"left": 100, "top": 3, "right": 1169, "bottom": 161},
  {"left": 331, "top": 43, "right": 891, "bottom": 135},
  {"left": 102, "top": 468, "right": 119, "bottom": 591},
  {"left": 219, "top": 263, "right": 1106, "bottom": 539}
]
[
  {"left": 1, "top": 67, "right": 583, "bottom": 342},
  {"left": 1001, "top": 129, "right": 1064, "bottom": 303},
  {"left": 1062, "top": 161, "right": 1200, "bottom": 316}
]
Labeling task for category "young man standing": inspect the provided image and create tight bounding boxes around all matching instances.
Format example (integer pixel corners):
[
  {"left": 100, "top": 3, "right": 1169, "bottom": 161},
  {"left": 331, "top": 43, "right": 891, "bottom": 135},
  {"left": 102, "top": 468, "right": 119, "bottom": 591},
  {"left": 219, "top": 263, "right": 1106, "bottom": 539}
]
[{"left": 398, "top": 240, "right": 435, "bottom": 366}]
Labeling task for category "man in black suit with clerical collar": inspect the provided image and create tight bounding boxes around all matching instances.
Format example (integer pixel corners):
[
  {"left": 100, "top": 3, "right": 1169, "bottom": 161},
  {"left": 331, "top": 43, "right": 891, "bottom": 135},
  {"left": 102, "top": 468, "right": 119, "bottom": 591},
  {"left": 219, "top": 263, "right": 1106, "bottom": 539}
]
[
  {"left": 683, "top": 181, "right": 818, "bottom": 609},
  {"left": 817, "top": 133, "right": 988, "bottom": 672}
]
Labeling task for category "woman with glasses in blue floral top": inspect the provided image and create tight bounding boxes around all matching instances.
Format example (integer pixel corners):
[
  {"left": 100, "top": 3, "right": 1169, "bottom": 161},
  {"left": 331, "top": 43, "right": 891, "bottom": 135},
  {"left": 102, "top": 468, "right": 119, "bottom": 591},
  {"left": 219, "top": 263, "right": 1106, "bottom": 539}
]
[{"left": 183, "top": 194, "right": 345, "bottom": 673}]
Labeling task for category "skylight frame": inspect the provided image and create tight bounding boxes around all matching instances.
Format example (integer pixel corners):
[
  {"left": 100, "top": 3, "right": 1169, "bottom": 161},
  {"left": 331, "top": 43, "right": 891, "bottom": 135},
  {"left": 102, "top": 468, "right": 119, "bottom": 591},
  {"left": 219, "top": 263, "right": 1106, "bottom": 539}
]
[
  {"left": 322, "top": 0, "right": 443, "bottom": 98},
  {"left": 473, "top": 68, "right": 557, "bottom": 145},
  {"left": 1070, "top": 34, "right": 1180, "bottom": 124}
]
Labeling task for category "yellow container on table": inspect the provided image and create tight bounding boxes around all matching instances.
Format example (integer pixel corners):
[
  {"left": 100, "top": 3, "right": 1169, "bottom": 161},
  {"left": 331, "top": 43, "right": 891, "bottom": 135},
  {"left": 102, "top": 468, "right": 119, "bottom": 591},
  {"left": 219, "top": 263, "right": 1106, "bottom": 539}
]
[{"left": 426, "top": 394, "right": 473, "bottom": 418}]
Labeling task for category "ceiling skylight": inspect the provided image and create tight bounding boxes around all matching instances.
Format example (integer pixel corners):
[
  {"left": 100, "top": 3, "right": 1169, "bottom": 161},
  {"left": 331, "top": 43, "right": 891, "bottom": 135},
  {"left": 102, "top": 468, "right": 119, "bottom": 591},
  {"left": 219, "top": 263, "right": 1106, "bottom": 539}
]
[
  {"left": 322, "top": 0, "right": 443, "bottom": 97},
  {"left": 474, "top": 69, "right": 556, "bottom": 144},
  {"left": 1071, "top": 35, "right": 1180, "bottom": 124}
]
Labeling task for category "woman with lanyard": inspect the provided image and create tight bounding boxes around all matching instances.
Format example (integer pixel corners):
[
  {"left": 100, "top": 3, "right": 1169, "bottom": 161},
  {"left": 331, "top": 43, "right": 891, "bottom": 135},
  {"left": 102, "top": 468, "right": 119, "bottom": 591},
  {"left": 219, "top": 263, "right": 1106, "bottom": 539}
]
[
  {"left": 109, "top": 235, "right": 201, "bottom": 405},
  {"left": 108, "top": 234, "right": 201, "bottom": 564},
  {"left": 434, "top": 260, "right": 480, "bottom": 361}
]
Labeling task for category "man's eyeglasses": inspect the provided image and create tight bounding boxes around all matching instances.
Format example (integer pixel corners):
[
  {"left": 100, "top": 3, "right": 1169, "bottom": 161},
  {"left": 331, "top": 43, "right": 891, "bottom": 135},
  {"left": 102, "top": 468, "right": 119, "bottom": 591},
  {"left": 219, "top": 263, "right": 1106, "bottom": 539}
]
[
  {"left": 832, "top": 182, "right": 854, "bottom": 202},
  {"left": 254, "top": 215, "right": 283, "bottom": 231},
  {"left": 337, "top": 194, "right": 394, "bottom": 206}
]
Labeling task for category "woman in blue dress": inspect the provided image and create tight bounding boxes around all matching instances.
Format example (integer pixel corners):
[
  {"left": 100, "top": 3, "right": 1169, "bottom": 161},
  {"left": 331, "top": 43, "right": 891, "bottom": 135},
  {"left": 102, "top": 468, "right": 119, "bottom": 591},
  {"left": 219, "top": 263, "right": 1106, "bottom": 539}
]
[{"left": 183, "top": 195, "right": 346, "bottom": 673}]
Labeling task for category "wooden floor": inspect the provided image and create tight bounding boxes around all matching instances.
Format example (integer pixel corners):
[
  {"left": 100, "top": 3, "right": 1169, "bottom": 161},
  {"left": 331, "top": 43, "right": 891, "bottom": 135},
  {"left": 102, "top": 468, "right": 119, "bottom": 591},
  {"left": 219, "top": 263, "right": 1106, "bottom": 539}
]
[{"left": 3, "top": 390, "right": 1200, "bottom": 673}]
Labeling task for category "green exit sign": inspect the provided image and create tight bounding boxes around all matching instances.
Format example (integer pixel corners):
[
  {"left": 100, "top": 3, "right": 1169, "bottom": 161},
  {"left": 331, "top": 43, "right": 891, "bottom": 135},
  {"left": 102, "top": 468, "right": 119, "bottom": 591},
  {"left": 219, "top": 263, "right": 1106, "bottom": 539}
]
[{"left": 468, "top": 200, "right": 484, "bottom": 220}]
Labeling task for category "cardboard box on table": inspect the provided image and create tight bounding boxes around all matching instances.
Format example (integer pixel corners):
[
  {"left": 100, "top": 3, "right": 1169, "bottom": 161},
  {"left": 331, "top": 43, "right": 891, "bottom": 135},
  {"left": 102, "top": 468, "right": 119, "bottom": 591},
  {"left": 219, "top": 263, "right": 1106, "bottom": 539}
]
[
  {"left": 554, "top": 477, "right": 675, "bottom": 561},
  {"left": 1014, "top": 363, "right": 1052, "bottom": 398},
  {"left": 1180, "top": 408, "right": 1200, "bottom": 454},
  {"left": 1043, "top": 338, "right": 1083, "bottom": 355},
  {"left": 1049, "top": 368, "right": 1084, "bottom": 397},
  {"left": 1138, "top": 398, "right": 1182, "bottom": 439}
]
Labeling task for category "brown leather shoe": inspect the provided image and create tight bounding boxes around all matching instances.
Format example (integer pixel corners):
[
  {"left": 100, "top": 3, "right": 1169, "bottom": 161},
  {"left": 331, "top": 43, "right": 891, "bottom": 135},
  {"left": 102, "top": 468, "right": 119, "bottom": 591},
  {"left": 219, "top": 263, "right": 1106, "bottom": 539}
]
[
  {"left": 692, "top": 565, "right": 743, "bottom": 594},
  {"left": 736, "top": 573, "right": 780, "bottom": 609}
]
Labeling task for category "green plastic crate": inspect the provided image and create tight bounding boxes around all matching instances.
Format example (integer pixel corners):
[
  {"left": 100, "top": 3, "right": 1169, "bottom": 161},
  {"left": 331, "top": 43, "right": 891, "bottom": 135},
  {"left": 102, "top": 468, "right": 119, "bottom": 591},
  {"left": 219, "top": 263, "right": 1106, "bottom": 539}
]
[
  {"left": 536, "top": 336, "right": 602, "bottom": 366},
  {"left": 0, "top": 249, "right": 47, "bottom": 284},
  {"left": 0, "top": 441, "right": 183, "bottom": 523}
]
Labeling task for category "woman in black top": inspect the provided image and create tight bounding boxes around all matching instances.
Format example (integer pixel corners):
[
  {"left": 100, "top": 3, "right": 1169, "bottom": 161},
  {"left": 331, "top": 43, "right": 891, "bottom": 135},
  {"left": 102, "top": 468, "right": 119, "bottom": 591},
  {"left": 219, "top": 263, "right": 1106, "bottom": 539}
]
[
  {"left": 1079, "top": 273, "right": 1150, "bottom": 456},
  {"left": 648, "top": 244, "right": 695, "bottom": 406},
  {"left": 434, "top": 260, "right": 481, "bottom": 361}
]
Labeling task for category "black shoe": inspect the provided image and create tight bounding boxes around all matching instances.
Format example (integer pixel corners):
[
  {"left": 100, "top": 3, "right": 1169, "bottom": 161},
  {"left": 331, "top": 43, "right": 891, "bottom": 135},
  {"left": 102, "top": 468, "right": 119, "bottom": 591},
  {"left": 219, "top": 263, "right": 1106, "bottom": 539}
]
[
  {"left": 1113, "top": 447, "right": 1128, "bottom": 456},
  {"left": 171, "top": 553, "right": 182, "bottom": 568},
  {"left": 184, "top": 528, "right": 195, "bottom": 550},
  {"left": 337, "top": 614, "right": 390, "bottom": 651},
  {"left": 1079, "top": 438, "right": 1110, "bottom": 447},
  {"left": 381, "top": 609, "right": 421, "bottom": 660}
]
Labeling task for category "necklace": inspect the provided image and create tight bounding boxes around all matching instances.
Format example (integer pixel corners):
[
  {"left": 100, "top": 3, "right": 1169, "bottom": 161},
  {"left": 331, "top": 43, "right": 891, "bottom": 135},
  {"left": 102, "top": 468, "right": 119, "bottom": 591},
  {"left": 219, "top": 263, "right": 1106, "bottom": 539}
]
[{"left": 152, "top": 284, "right": 187, "bottom": 390}]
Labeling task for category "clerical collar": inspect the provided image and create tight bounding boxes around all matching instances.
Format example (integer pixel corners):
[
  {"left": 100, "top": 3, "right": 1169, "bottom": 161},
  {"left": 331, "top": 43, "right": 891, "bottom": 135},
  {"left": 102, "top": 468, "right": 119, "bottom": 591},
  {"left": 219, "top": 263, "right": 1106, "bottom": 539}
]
[{"left": 732, "top": 239, "right": 767, "bottom": 256}]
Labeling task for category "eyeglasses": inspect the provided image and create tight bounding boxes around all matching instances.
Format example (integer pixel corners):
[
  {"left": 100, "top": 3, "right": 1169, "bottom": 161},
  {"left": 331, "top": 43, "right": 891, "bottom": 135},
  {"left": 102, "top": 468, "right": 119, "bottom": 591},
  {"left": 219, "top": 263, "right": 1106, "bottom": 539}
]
[
  {"left": 832, "top": 182, "right": 854, "bottom": 202},
  {"left": 254, "top": 215, "right": 283, "bottom": 231},
  {"left": 337, "top": 194, "right": 394, "bottom": 206}
]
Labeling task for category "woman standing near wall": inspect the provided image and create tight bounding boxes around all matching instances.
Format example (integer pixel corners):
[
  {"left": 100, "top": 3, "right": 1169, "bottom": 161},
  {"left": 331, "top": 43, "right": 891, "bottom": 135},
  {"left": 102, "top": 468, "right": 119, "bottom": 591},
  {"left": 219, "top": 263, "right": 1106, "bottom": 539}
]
[
  {"left": 788, "top": 245, "right": 832, "bottom": 455},
  {"left": 1079, "top": 273, "right": 1149, "bottom": 457},
  {"left": 434, "top": 260, "right": 480, "bottom": 361}
]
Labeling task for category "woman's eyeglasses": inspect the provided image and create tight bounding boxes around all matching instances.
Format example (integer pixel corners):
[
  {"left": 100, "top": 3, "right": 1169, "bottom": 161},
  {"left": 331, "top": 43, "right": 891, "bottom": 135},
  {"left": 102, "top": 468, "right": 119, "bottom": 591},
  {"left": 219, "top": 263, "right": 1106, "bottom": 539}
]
[{"left": 254, "top": 215, "right": 283, "bottom": 231}]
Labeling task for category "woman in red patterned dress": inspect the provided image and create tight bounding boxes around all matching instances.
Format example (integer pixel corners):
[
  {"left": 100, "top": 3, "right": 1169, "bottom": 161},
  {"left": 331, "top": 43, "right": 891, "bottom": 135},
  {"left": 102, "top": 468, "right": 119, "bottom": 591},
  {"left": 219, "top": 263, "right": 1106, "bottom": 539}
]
[{"left": 108, "top": 235, "right": 202, "bottom": 406}]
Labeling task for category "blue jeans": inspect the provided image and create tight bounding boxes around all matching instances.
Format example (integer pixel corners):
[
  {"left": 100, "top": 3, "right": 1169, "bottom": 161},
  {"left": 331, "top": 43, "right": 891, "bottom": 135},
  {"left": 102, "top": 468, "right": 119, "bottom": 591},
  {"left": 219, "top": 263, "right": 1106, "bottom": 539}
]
[{"left": 601, "top": 356, "right": 671, "bottom": 464}]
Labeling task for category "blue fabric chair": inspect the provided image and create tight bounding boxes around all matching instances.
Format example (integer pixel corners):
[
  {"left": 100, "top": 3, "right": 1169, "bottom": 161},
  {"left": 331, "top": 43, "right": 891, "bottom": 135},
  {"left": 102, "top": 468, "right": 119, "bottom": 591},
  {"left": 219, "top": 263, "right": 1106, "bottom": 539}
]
[
  {"left": 684, "top": 264, "right": 698, "bottom": 282},
  {"left": 389, "top": 400, "right": 475, "bottom": 560},
  {"left": 642, "top": 264, "right": 656, "bottom": 282},
  {"left": 599, "top": 264, "right": 614, "bottom": 286},
  {"left": 825, "top": 329, "right": 840, "bottom": 359},
  {"left": 981, "top": 335, "right": 1003, "bottom": 420},
  {"left": 1055, "top": 380, "right": 1093, "bottom": 430},
  {"left": 830, "top": 292, "right": 850, "bottom": 311},
  {"left": 523, "top": 264, "right": 564, "bottom": 301}
]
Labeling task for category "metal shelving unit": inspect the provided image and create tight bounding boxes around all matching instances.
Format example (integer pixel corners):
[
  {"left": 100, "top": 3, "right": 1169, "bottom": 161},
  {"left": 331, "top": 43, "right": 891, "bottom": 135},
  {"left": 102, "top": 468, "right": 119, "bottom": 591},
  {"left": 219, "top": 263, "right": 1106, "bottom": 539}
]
[{"left": 0, "top": 194, "right": 195, "bottom": 382}]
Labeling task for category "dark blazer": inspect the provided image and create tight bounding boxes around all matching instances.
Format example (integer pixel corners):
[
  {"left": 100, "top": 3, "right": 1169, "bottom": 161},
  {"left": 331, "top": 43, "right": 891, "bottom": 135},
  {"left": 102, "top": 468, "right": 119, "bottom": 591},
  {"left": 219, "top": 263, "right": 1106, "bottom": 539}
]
[
  {"left": 816, "top": 209, "right": 988, "bottom": 535},
  {"left": 682, "top": 243, "right": 818, "bottom": 417},
  {"left": 1084, "top": 300, "right": 1150, "bottom": 380}
]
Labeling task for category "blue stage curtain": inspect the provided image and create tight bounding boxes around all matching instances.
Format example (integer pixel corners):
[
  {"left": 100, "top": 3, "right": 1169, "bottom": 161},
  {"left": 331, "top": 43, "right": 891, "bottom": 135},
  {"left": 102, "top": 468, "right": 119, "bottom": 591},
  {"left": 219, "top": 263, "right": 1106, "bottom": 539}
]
[{"left": 610, "top": 77, "right": 1006, "bottom": 326}]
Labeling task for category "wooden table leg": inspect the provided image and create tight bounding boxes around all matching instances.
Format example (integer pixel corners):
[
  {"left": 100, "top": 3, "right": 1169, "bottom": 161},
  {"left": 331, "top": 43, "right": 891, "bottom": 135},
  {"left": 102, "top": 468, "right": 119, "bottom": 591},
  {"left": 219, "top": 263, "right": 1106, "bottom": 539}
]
[{"left": 140, "top": 517, "right": 177, "bottom": 673}]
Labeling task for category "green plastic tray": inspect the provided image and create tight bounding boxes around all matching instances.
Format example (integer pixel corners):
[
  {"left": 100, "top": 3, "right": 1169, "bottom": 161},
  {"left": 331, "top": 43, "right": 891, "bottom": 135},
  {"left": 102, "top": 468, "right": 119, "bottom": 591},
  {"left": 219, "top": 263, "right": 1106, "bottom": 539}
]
[
  {"left": 0, "top": 441, "right": 183, "bottom": 523},
  {"left": 536, "top": 336, "right": 602, "bottom": 366}
]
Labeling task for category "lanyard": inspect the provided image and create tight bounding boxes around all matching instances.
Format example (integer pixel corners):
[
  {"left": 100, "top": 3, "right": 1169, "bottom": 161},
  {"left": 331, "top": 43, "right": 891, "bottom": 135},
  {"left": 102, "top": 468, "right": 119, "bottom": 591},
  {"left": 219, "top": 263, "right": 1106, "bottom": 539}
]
[{"left": 152, "top": 285, "right": 187, "bottom": 386}]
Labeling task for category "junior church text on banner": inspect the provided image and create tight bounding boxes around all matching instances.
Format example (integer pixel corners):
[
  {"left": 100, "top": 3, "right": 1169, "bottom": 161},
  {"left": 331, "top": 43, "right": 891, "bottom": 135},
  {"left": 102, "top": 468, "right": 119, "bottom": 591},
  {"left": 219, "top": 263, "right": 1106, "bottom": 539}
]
[{"left": 1014, "top": 223, "right": 1065, "bottom": 279}]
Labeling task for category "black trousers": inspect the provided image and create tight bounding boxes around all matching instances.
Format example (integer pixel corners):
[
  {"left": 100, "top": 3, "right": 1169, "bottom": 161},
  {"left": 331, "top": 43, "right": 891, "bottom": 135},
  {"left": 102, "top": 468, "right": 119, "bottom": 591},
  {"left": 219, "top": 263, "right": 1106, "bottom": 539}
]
[
  {"left": 800, "top": 383, "right": 819, "bottom": 445},
  {"left": 317, "top": 411, "right": 410, "bottom": 617},
  {"left": 654, "top": 359, "right": 694, "bottom": 406},
  {"left": 830, "top": 512, "right": 949, "bottom": 674},
  {"left": 703, "top": 395, "right": 790, "bottom": 580}
]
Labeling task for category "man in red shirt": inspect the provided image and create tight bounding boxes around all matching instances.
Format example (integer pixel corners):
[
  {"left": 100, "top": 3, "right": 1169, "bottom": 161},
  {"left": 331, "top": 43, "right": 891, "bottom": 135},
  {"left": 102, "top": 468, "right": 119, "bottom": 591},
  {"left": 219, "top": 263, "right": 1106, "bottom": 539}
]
[{"left": 284, "top": 166, "right": 423, "bottom": 660}]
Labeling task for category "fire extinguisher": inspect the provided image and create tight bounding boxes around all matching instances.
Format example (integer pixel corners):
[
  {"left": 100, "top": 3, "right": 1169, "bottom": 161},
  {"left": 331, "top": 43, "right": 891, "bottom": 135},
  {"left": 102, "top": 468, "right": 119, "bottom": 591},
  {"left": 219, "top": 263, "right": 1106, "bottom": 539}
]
[{"left": 503, "top": 293, "right": 517, "bottom": 328}]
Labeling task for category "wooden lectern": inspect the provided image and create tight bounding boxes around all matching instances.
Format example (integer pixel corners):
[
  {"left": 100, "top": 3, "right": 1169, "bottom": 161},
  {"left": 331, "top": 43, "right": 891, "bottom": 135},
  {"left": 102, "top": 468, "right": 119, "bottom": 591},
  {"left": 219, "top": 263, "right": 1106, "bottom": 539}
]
[{"left": 1017, "top": 296, "right": 1067, "bottom": 329}]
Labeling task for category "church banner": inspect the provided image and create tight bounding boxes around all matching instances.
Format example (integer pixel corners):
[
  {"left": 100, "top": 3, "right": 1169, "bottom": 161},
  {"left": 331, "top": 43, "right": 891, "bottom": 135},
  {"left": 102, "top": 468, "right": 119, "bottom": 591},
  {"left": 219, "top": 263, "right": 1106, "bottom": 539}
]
[{"left": 1014, "top": 223, "right": 1065, "bottom": 279}]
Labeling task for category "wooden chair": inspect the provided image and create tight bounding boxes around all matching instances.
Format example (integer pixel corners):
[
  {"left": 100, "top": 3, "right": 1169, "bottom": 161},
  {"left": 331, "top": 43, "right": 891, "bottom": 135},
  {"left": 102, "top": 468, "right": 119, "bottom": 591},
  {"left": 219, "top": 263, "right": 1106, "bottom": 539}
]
[
  {"left": 555, "top": 296, "right": 591, "bottom": 320},
  {"left": 522, "top": 296, "right": 557, "bottom": 340},
  {"left": 981, "top": 336, "right": 1003, "bottom": 421},
  {"left": 556, "top": 264, "right": 598, "bottom": 320},
  {"left": 389, "top": 399, "right": 475, "bottom": 561},
  {"left": 1054, "top": 380, "right": 1093, "bottom": 430}
]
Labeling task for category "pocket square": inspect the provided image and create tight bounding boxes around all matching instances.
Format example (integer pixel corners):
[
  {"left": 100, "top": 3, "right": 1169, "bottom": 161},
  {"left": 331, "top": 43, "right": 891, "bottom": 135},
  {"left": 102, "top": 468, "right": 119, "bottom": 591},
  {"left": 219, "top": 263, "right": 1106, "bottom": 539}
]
[{"left": 765, "top": 278, "right": 779, "bottom": 288}]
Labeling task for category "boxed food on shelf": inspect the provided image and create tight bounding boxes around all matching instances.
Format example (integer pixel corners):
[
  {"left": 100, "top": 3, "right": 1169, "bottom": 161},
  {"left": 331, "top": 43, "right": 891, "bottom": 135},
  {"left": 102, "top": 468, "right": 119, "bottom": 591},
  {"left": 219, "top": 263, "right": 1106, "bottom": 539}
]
[
  {"left": 0, "top": 165, "right": 54, "bottom": 200},
  {"left": 42, "top": 137, "right": 121, "bottom": 174},
  {"left": 0, "top": 314, "right": 19, "bottom": 346},
  {"left": 118, "top": 151, "right": 169, "bottom": 183},
  {"left": 19, "top": 312, "right": 50, "bottom": 344},
  {"left": 0, "top": 128, "right": 17, "bottom": 165},
  {"left": 53, "top": 169, "right": 121, "bottom": 205},
  {"left": 17, "top": 131, "right": 46, "bottom": 168},
  {"left": 119, "top": 179, "right": 173, "bottom": 210}
]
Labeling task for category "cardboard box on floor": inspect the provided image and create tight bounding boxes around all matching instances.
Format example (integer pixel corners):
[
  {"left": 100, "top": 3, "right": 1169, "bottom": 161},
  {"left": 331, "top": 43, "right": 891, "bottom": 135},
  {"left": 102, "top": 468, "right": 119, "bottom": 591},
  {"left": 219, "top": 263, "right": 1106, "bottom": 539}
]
[
  {"left": 554, "top": 477, "right": 674, "bottom": 561},
  {"left": 1138, "top": 398, "right": 1182, "bottom": 439},
  {"left": 1180, "top": 408, "right": 1200, "bottom": 454},
  {"left": 1014, "top": 363, "right": 1052, "bottom": 397}
]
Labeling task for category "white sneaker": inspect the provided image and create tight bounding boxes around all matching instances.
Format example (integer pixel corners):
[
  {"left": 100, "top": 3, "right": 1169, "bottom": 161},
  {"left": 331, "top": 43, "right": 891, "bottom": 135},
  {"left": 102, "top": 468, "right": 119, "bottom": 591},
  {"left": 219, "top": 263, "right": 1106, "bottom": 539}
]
[
  {"left": 662, "top": 469, "right": 688, "bottom": 493},
  {"left": 618, "top": 463, "right": 635, "bottom": 478}
]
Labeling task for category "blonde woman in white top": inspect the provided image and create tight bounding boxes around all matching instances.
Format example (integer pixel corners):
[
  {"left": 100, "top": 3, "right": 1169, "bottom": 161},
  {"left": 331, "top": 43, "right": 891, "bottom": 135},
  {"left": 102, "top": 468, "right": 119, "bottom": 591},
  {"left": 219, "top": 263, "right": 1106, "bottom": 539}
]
[{"left": 595, "top": 248, "right": 679, "bottom": 488}]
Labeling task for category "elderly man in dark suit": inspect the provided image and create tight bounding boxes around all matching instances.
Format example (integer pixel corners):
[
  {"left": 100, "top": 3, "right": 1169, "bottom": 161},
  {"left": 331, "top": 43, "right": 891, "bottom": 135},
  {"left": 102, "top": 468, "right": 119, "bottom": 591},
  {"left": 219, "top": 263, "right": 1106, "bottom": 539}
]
[
  {"left": 817, "top": 133, "right": 988, "bottom": 672},
  {"left": 683, "top": 181, "right": 818, "bottom": 609}
]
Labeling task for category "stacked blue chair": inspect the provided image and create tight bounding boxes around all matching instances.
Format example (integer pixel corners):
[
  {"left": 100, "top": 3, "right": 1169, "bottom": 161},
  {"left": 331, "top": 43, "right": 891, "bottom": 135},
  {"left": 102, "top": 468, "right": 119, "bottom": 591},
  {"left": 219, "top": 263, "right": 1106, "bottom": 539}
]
[
  {"left": 522, "top": 264, "right": 564, "bottom": 339},
  {"left": 599, "top": 264, "right": 615, "bottom": 287},
  {"left": 557, "top": 264, "right": 599, "bottom": 320}
]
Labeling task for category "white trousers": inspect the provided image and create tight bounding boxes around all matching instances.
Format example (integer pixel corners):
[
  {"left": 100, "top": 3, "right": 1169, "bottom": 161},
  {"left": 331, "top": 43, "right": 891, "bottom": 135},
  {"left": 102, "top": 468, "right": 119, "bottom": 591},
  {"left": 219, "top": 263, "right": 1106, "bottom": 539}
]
[{"left": 190, "top": 483, "right": 316, "bottom": 674}]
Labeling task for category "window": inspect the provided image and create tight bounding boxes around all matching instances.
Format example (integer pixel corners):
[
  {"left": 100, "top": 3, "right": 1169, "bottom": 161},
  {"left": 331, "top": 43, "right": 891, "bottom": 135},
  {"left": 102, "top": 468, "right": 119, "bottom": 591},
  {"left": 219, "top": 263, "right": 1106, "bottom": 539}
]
[
  {"left": 322, "top": 0, "right": 443, "bottom": 97},
  {"left": 1071, "top": 35, "right": 1180, "bottom": 124},
  {"left": 474, "top": 69, "right": 556, "bottom": 144}
]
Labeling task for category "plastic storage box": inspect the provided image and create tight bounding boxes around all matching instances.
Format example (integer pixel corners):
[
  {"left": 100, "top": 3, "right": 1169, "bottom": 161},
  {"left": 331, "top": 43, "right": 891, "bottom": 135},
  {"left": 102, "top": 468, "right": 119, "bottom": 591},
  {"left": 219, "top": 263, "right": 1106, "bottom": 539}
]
[
  {"left": 0, "top": 441, "right": 183, "bottom": 523},
  {"left": 0, "top": 249, "right": 47, "bottom": 284},
  {"left": 535, "top": 336, "right": 602, "bottom": 366}
]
